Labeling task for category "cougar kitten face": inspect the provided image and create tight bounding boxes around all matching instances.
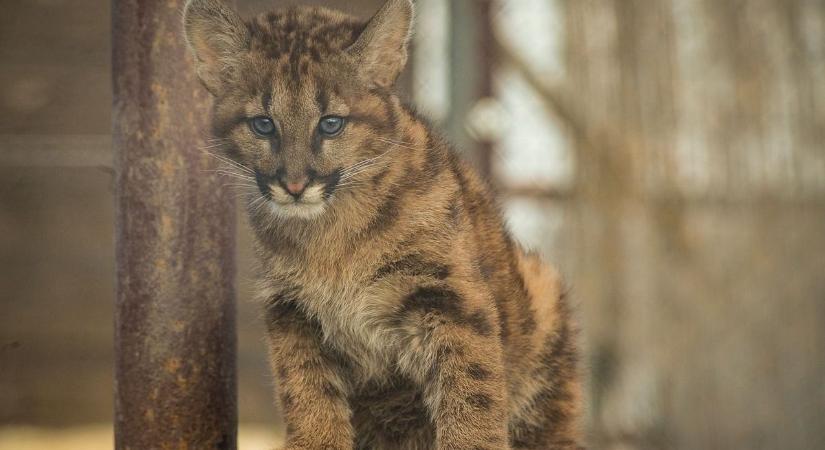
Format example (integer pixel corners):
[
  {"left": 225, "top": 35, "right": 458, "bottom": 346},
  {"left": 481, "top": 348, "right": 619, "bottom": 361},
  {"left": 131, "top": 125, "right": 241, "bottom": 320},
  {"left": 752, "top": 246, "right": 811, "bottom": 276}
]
[
  {"left": 184, "top": 0, "right": 413, "bottom": 220},
  {"left": 229, "top": 74, "right": 355, "bottom": 220}
]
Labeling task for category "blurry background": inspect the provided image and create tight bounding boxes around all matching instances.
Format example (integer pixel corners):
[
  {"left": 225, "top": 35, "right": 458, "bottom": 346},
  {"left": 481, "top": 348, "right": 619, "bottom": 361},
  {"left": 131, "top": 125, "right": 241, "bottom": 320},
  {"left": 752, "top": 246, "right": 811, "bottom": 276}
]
[{"left": 1, "top": 0, "right": 824, "bottom": 449}]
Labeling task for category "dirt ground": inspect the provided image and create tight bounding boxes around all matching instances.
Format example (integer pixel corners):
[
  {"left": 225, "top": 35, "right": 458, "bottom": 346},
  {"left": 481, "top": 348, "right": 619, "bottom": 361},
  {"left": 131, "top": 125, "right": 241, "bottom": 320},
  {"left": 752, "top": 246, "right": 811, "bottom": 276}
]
[{"left": 0, "top": 424, "right": 284, "bottom": 450}]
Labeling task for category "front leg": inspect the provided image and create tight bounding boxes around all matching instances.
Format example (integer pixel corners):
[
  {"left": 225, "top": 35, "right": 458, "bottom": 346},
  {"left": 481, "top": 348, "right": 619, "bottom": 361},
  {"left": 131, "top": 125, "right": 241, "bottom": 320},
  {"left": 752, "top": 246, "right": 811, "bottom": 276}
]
[
  {"left": 266, "top": 294, "right": 354, "bottom": 450},
  {"left": 396, "top": 285, "right": 511, "bottom": 450}
]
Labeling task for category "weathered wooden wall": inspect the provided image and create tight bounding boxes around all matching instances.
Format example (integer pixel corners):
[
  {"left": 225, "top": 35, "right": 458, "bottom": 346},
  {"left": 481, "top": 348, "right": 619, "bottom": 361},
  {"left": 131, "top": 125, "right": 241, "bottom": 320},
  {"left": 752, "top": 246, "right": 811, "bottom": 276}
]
[{"left": 562, "top": 1, "right": 825, "bottom": 448}]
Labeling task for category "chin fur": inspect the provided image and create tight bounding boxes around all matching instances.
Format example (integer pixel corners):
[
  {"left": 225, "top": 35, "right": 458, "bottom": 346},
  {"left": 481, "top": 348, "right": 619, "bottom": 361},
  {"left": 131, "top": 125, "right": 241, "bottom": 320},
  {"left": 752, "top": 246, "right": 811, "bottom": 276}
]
[{"left": 266, "top": 200, "right": 327, "bottom": 220}]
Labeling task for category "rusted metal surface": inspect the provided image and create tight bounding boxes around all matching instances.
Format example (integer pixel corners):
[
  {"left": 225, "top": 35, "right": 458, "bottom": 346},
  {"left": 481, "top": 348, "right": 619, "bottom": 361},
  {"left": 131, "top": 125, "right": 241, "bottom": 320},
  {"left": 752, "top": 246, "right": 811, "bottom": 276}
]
[
  {"left": 475, "top": 0, "right": 496, "bottom": 178},
  {"left": 446, "top": 0, "right": 497, "bottom": 177},
  {"left": 112, "top": 0, "right": 237, "bottom": 448}
]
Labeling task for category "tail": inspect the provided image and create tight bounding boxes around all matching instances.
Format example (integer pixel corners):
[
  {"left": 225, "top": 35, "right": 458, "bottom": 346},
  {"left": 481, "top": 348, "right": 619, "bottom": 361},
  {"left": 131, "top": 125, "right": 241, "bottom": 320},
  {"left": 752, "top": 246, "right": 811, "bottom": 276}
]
[
  {"left": 511, "top": 248, "right": 584, "bottom": 448},
  {"left": 515, "top": 249, "right": 566, "bottom": 320}
]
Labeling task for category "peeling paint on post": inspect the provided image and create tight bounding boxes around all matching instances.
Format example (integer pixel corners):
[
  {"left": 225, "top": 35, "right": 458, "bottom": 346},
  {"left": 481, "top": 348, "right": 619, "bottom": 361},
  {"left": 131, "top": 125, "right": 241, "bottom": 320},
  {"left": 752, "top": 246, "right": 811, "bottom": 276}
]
[{"left": 112, "top": 0, "right": 237, "bottom": 449}]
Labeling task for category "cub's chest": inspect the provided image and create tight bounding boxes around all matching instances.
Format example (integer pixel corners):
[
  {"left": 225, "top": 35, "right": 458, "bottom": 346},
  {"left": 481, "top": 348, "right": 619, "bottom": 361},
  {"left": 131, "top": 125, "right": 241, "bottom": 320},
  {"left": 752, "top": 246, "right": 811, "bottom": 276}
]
[
  {"left": 311, "top": 291, "right": 402, "bottom": 383},
  {"left": 264, "top": 249, "right": 430, "bottom": 378},
  {"left": 264, "top": 269, "right": 404, "bottom": 375},
  {"left": 266, "top": 240, "right": 381, "bottom": 288}
]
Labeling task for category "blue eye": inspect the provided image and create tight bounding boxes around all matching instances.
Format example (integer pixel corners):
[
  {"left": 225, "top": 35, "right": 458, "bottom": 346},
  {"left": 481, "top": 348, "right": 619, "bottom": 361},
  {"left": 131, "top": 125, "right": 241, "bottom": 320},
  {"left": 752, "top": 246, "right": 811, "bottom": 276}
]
[
  {"left": 318, "top": 116, "right": 346, "bottom": 137},
  {"left": 250, "top": 116, "right": 276, "bottom": 137}
]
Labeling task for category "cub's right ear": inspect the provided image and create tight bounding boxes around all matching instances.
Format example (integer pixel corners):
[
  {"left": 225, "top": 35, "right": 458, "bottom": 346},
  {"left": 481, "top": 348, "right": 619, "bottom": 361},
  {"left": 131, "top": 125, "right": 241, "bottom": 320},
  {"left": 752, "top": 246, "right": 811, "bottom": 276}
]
[{"left": 183, "top": 0, "right": 249, "bottom": 95}]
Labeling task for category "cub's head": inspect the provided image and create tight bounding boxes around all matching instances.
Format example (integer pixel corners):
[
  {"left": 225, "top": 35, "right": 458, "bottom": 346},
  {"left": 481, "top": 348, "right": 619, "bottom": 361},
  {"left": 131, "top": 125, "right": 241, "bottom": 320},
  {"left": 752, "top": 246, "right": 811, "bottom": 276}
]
[{"left": 183, "top": 0, "right": 414, "bottom": 220}]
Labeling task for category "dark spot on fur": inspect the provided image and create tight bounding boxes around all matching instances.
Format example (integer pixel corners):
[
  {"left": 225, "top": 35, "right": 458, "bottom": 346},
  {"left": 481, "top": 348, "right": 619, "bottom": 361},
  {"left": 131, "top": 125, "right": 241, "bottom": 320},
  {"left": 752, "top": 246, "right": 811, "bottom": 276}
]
[
  {"left": 363, "top": 192, "right": 401, "bottom": 236},
  {"left": 506, "top": 260, "right": 539, "bottom": 336},
  {"left": 467, "top": 363, "right": 491, "bottom": 381},
  {"left": 317, "top": 167, "right": 342, "bottom": 199},
  {"left": 521, "top": 315, "right": 538, "bottom": 334},
  {"left": 448, "top": 195, "right": 462, "bottom": 226},
  {"left": 540, "top": 319, "right": 577, "bottom": 372},
  {"left": 511, "top": 320, "right": 580, "bottom": 447},
  {"left": 435, "top": 344, "right": 464, "bottom": 363},
  {"left": 265, "top": 286, "right": 306, "bottom": 330},
  {"left": 398, "top": 286, "right": 464, "bottom": 320},
  {"left": 412, "top": 131, "right": 445, "bottom": 192},
  {"left": 280, "top": 390, "right": 295, "bottom": 409},
  {"left": 496, "top": 302, "right": 510, "bottom": 344},
  {"left": 425, "top": 344, "right": 462, "bottom": 387},
  {"left": 322, "top": 381, "right": 340, "bottom": 399},
  {"left": 466, "top": 393, "right": 493, "bottom": 410},
  {"left": 373, "top": 254, "right": 450, "bottom": 281},
  {"left": 398, "top": 286, "right": 499, "bottom": 338},
  {"left": 371, "top": 166, "right": 391, "bottom": 188},
  {"left": 261, "top": 91, "right": 272, "bottom": 114},
  {"left": 467, "top": 309, "right": 494, "bottom": 337},
  {"left": 478, "top": 259, "right": 496, "bottom": 280},
  {"left": 247, "top": 6, "right": 362, "bottom": 61},
  {"left": 350, "top": 376, "right": 434, "bottom": 445}
]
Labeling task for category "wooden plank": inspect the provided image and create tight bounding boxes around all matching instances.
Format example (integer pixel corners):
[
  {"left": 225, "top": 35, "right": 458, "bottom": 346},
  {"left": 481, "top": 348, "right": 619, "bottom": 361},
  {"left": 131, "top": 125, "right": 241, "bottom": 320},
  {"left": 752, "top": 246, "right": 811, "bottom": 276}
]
[{"left": 0, "top": 135, "right": 112, "bottom": 167}]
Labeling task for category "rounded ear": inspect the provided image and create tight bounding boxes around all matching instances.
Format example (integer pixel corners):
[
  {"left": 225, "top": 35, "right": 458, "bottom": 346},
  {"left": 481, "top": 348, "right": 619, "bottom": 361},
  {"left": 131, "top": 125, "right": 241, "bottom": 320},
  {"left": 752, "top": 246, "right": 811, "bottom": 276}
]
[
  {"left": 182, "top": 0, "right": 249, "bottom": 95},
  {"left": 346, "top": 0, "right": 414, "bottom": 89}
]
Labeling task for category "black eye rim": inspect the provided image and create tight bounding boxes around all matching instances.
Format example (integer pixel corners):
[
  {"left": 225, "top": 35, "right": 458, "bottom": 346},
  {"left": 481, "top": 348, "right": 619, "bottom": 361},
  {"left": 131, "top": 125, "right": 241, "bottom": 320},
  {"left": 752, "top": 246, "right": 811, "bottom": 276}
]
[
  {"left": 318, "top": 115, "right": 347, "bottom": 138},
  {"left": 249, "top": 116, "right": 277, "bottom": 138}
]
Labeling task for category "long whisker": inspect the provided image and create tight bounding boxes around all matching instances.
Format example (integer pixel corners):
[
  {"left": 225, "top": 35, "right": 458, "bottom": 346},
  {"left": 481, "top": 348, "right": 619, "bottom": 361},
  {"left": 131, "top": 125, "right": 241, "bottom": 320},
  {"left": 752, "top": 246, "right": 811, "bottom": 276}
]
[
  {"left": 200, "top": 149, "right": 255, "bottom": 174},
  {"left": 373, "top": 137, "right": 427, "bottom": 150},
  {"left": 213, "top": 170, "right": 254, "bottom": 178},
  {"left": 339, "top": 154, "right": 397, "bottom": 181},
  {"left": 209, "top": 153, "right": 254, "bottom": 173},
  {"left": 373, "top": 136, "right": 419, "bottom": 145},
  {"left": 340, "top": 155, "right": 385, "bottom": 177},
  {"left": 338, "top": 173, "right": 403, "bottom": 192},
  {"left": 207, "top": 170, "right": 256, "bottom": 182},
  {"left": 199, "top": 143, "right": 229, "bottom": 150},
  {"left": 248, "top": 195, "right": 270, "bottom": 216},
  {"left": 196, "top": 141, "right": 254, "bottom": 170},
  {"left": 339, "top": 159, "right": 392, "bottom": 182},
  {"left": 339, "top": 161, "right": 396, "bottom": 186},
  {"left": 345, "top": 144, "right": 400, "bottom": 170},
  {"left": 204, "top": 167, "right": 255, "bottom": 177},
  {"left": 339, "top": 145, "right": 399, "bottom": 180}
]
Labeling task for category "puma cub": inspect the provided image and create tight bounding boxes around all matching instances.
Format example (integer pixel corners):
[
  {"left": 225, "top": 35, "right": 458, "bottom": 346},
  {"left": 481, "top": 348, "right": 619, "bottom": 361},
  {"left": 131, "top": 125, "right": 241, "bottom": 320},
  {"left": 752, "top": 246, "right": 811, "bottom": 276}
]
[{"left": 183, "top": 0, "right": 583, "bottom": 448}]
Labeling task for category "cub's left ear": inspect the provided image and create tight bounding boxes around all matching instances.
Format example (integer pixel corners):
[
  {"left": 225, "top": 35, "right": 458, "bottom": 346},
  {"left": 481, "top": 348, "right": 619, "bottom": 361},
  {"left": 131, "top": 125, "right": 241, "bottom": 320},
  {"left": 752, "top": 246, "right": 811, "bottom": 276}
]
[{"left": 346, "top": 0, "right": 414, "bottom": 89}]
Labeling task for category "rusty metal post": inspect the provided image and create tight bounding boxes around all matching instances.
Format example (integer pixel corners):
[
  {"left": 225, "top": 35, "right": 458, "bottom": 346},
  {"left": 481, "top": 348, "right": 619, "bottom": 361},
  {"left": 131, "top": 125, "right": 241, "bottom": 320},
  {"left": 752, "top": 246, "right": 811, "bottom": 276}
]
[
  {"left": 112, "top": 0, "right": 237, "bottom": 449},
  {"left": 475, "top": 0, "right": 496, "bottom": 178},
  {"left": 447, "top": 0, "right": 497, "bottom": 177}
]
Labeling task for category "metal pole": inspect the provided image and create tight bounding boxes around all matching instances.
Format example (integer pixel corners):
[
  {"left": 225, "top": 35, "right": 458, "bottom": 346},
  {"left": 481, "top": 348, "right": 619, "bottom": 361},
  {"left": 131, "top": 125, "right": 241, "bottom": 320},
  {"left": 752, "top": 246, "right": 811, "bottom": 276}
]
[
  {"left": 112, "top": 0, "right": 237, "bottom": 448},
  {"left": 476, "top": 0, "right": 496, "bottom": 178},
  {"left": 448, "top": 0, "right": 496, "bottom": 177}
]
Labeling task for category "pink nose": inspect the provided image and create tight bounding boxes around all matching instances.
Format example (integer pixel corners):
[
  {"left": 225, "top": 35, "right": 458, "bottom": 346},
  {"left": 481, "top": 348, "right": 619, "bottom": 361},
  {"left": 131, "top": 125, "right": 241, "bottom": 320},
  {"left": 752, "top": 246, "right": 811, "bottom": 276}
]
[{"left": 284, "top": 180, "right": 308, "bottom": 196}]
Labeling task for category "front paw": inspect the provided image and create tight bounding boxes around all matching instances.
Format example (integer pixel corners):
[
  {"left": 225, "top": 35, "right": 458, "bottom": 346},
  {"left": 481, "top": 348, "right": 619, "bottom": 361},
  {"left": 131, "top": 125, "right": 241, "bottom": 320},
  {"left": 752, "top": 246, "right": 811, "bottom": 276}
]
[
  {"left": 273, "top": 445, "right": 350, "bottom": 450},
  {"left": 276, "top": 445, "right": 347, "bottom": 450}
]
